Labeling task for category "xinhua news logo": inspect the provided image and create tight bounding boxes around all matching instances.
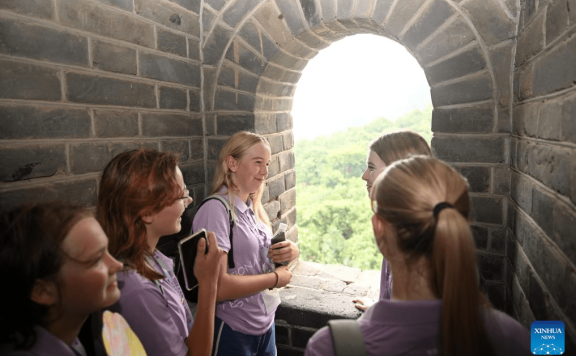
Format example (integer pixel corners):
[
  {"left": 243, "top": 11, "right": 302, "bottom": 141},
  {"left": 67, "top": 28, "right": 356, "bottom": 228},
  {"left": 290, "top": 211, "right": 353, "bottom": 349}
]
[{"left": 531, "top": 321, "right": 565, "bottom": 355}]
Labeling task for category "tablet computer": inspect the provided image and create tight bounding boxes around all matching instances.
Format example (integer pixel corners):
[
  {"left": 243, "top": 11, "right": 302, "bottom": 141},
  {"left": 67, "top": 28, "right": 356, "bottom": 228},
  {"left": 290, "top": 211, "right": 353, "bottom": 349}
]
[{"left": 177, "top": 229, "right": 208, "bottom": 291}]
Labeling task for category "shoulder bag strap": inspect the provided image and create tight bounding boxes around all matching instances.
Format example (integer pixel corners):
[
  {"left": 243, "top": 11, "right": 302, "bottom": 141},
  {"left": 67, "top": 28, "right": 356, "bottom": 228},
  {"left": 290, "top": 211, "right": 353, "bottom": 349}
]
[
  {"left": 196, "top": 195, "right": 235, "bottom": 268},
  {"left": 327, "top": 319, "right": 368, "bottom": 356}
]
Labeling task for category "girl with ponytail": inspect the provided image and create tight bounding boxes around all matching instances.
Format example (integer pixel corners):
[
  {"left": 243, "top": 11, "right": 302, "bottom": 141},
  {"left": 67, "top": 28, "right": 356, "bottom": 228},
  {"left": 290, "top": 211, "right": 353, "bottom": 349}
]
[{"left": 305, "top": 156, "right": 530, "bottom": 356}]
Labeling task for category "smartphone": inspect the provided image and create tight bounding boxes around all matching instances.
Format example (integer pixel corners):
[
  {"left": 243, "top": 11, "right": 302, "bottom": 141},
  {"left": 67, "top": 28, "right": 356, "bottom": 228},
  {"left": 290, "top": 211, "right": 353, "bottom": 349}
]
[
  {"left": 178, "top": 229, "right": 208, "bottom": 291},
  {"left": 270, "top": 223, "right": 287, "bottom": 267}
]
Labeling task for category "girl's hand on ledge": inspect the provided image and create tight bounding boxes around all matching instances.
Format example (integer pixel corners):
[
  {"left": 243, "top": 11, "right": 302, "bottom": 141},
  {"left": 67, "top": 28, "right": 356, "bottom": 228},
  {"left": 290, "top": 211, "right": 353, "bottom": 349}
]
[
  {"left": 269, "top": 240, "right": 299, "bottom": 263},
  {"left": 352, "top": 297, "right": 375, "bottom": 312},
  {"left": 274, "top": 265, "right": 292, "bottom": 288}
]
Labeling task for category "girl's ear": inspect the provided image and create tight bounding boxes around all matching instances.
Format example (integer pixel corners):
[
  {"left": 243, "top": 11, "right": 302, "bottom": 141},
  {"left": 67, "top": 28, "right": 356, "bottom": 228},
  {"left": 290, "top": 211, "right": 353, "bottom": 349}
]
[
  {"left": 371, "top": 214, "right": 386, "bottom": 237},
  {"left": 226, "top": 155, "right": 238, "bottom": 173},
  {"left": 30, "top": 279, "right": 58, "bottom": 307},
  {"left": 141, "top": 213, "right": 154, "bottom": 224}
]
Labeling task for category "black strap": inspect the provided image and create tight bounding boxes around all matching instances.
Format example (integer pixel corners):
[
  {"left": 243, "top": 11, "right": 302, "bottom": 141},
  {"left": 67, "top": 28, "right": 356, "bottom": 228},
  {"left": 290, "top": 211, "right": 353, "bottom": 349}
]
[
  {"left": 328, "top": 320, "right": 368, "bottom": 356},
  {"left": 196, "top": 195, "right": 235, "bottom": 269}
]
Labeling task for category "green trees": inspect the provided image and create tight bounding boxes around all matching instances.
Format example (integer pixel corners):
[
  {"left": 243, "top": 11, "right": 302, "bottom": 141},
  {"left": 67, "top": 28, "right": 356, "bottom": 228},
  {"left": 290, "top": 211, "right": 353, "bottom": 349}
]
[{"left": 294, "top": 105, "right": 432, "bottom": 270}]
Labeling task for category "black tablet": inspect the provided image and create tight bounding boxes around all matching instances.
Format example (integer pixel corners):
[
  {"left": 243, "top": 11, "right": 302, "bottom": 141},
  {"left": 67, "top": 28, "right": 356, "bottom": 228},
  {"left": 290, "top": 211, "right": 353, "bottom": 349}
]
[{"left": 178, "top": 229, "right": 208, "bottom": 291}]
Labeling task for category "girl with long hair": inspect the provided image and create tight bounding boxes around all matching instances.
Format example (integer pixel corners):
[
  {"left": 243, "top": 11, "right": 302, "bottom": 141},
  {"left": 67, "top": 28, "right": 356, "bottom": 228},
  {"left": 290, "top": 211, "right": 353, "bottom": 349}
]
[
  {"left": 306, "top": 156, "right": 530, "bottom": 356},
  {"left": 354, "top": 130, "right": 432, "bottom": 310},
  {"left": 192, "top": 131, "right": 298, "bottom": 356},
  {"left": 0, "top": 202, "right": 123, "bottom": 355},
  {"left": 97, "top": 149, "right": 222, "bottom": 356}
]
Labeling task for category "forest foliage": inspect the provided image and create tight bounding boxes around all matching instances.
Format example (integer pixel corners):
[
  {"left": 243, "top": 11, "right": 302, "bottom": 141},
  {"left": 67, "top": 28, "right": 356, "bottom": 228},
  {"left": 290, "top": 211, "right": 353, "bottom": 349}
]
[{"left": 294, "top": 105, "right": 433, "bottom": 270}]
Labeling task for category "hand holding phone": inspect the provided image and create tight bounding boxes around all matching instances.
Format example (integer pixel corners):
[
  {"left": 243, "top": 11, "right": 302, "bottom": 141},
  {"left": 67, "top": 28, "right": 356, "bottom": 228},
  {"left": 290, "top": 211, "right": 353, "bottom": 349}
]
[
  {"left": 178, "top": 229, "right": 208, "bottom": 291},
  {"left": 270, "top": 224, "right": 288, "bottom": 267}
]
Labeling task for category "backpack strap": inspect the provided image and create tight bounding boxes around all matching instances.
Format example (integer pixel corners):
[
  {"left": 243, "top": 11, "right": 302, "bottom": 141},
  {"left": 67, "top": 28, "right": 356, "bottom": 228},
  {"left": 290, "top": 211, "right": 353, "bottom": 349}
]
[
  {"left": 196, "top": 194, "right": 235, "bottom": 269},
  {"left": 327, "top": 319, "right": 368, "bottom": 356}
]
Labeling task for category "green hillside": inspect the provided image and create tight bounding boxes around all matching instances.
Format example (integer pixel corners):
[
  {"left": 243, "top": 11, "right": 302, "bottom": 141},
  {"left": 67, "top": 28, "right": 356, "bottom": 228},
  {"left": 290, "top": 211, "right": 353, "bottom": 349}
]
[{"left": 294, "top": 104, "right": 433, "bottom": 270}]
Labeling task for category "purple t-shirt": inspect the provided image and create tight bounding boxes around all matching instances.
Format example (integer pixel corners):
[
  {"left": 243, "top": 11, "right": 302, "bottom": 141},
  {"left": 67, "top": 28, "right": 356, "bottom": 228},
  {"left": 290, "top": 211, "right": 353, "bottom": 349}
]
[
  {"left": 0, "top": 327, "right": 85, "bottom": 356},
  {"left": 305, "top": 299, "right": 532, "bottom": 356},
  {"left": 192, "top": 190, "right": 276, "bottom": 336},
  {"left": 380, "top": 258, "right": 392, "bottom": 300},
  {"left": 112, "top": 251, "right": 191, "bottom": 356}
]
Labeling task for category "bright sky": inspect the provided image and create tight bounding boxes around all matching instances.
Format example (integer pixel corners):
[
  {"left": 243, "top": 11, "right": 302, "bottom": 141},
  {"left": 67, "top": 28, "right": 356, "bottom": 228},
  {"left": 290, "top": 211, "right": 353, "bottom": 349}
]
[{"left": 291, "top": 34, "right": 431, "bottom": 141}]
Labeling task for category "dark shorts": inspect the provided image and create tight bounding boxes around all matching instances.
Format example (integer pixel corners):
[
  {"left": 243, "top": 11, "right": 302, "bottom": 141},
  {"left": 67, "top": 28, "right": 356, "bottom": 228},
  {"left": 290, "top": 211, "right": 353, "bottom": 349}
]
[{"left": 212, "top": 317, "right": 276, "bottom": 356}]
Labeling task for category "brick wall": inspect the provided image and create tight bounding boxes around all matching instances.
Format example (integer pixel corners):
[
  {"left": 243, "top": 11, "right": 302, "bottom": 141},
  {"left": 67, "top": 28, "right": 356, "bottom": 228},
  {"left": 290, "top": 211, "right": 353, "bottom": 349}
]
[{"left": 0, "top": 0, "right": 574, "bottom": 354}]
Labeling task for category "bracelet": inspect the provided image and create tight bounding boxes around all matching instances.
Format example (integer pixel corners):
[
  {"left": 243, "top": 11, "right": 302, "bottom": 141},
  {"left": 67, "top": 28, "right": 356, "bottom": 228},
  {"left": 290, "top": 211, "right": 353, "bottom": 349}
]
[{"left": 269, "top": 271, "right": 279, "bottom": 290}]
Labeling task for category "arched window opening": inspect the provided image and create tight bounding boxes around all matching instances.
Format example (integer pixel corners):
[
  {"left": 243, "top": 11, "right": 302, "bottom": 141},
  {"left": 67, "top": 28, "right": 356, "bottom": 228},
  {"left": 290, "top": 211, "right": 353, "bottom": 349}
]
[{"left": 292, "top": 34, "right": 431, "bottom": 270}]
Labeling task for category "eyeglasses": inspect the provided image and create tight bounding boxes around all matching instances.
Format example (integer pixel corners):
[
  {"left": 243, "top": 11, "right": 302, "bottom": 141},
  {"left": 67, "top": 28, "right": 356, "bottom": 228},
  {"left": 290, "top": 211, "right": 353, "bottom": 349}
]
[{"left": 177, "top": 189, "right": 190, "bottom": 200}]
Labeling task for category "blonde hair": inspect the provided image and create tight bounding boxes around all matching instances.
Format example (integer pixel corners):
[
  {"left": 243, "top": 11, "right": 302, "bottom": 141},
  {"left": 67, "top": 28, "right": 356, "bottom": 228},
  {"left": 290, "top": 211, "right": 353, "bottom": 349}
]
[
  {"left": 370, "top": 155, "right": 493, "bottom": 356},
  {"left": 211, "top": 131, "right": 271, "bottom": 227},
  {"left": 369, "top": 130, "right": 431, "bottom": 165}
]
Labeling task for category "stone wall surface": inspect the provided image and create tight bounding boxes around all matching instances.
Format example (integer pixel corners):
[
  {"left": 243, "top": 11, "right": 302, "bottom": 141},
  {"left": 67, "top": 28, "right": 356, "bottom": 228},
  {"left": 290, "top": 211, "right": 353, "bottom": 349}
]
[{"left": 0, "top": 0, "right": 575, "bottom": 354}]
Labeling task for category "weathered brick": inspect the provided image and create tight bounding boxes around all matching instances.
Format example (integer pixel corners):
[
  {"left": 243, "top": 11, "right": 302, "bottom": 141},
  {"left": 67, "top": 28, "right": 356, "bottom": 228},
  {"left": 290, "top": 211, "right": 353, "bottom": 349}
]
[
  {"left": 261, "top": 34, "right": 280, "bottom": 61},
  {"left": 484, "top": 281, "right": 506, "bottom": 309},
  {"left": 71, "top": 143, "right": 111, "bottom": 174},
  {"left": 274, "top": 322, "right": 290, "bottom": 346},
  {"left": 92, "top": 40, "right": 137, "bottom": 75},
  {"left": 267, "top": 156, "right": 280, "bottom": 178},
  {"left": 180, "top": 160, "right": 205, "bottom": 185},
  {"left": 0, "top": 178, "right": 97, "bottom": 211},
  {"left": 160, "top": 86, "right": 188, "bottom": 110},
  {"left": 203, "top": 25, "right": 233, "bottom": 65},
  {"left": 141, "top": 113, "right": 202, "bottom": 137},
  {"left": 226, "top": 42, "right": 267, "bottom": 76},
  {"left": 157, "top": 28, "right": 187, "bottom": 58},
  {"left": 161, "top": 139, "right": 190, "bottom": 161},
  {"left": 140, "top": 141, "right": 160, "bottom": 151},
  {"left": 207, "top": 138, "right": 227, "bottom": 160},
  {"left": 0, "top": 60, "right": 60, "bottom": 101},
  {"left": 371, "top": 0, "right": 394, "bottom": 23},
  {"left": 285, "top": 170, "right": 296, "bottom": 190},
  {"left": 516, "top": 10, "right": 545, "bottom": 67},
  {"left": 493, "top": 166, "right": 510, "bottom": 195},
  {"left": 456, "top": 166, "right": 490, "bottom": 193},
  {"left": 490, "top": 227, "right": 507, "bottom": 255},
  {"left": 169, "top": 0, "right": 200, "bottom": 13},
  {"left": 0, "top": 18, "right": 88, "bottom": 66},
  {"left": 216, "top": 114, "right": 256, "bottom": 135},
  {"left": 205, "top": 114, "right": 216, "bottom": 136},
  {"left": 188, "top": 37, "right": 200, "bottom": 61},
  {"left": 300, "top": 0, "right": 321, "bottom": 27},
  {"left": 238, "top": 20, "right": 261, "bottom": 53},
  {"left": 267, "top": 135, "right": 284, "bottom": 154},
  {"left": 135, "top": 0, "right": 200, "bottom": 37},
  {"left": 513, "top": 102, "right": 539, "bottom": 137},
  {"left": 215, "top": 90, "right": 256, "bottom": 111},
  {"left": 94, "top": 0, "right": 133, "bottom": 11},
  {"left": 460, "top": 0, "right": 517, "bottom": 46},
  {"left": 279, "top": 188, "right": 296, "bottom": 212},
  {"left": 532, "top": 188, "right": 554, "bottom": 237},
  {"left": 385, "top": 0, "right": 426, "bottom": 36},
  {"left": 218, "top": 65, "right": 259, "bottom": 93},
  {"left": 109, "top": 142, "right": 139, "bottom": 158},
  {"left": 431, "top": 73, "right": 492, "bottom": 106},
  {"left": 511, "top": 172, "right": 533, "bottom": 214},
  {"left": 533, "top": 34, "right": 576, "bottom": 96},
  {"left": 275, "top": 0, "right": 306, "bottom": 36},
  {"left": 189, "top": 89, "right": 201, "bottom": 112},
  {"left": 277, "top": 113, "right": 293, "bottom": 131},
  {"left": 472, "top": 225, "right": 489, "bottom": 250},
  {"left": 67, "top": 72, "right": 156, "bottom": 108},
  {"left": 571, "top": 0, "right": 576, "bottom": 24},
  {"left": 318, "top": 0, "right": 336, "bottom": 22},
  {"left": 537, "top": 98, "right": 562, "bottom": 140},
  {"left": 205, "top": 0, "right": 225, "bottom": 10},
  {"left": 0, "top": 144, "right": 66, "bottom": 182},
  {"left": 282, "top": 132, "right": 294, "bottom": 150},
  {"left": 268, "top": 176, "right": 286, "bottom": 199},
  {"left": 416, "top": 18, "right": 476, "bottom": 65},
  {"left": 0, "top": 105, "right": 91, "bottom": 139},
  {"left": 278, "top": 151, "right": 295, "bottom": 172},
  {"left": 432, "top": 136, "right": 505, "bottom": 163},
  {"left": 426, "top": 46, "right": 486, "bottom": 85},
  {"left": 432, "top": 104, "right": 493, "bottom": 133},
  {"left": 471, "top": 195, "right": 503, "bottom": 225},
  {"left": 546, "top": 0, "right": 569, "bottom": 45},
  {"left": 0, "top": 0, "right": 54, "bottom": 19},
  {"left": 562, "top": 93, "right": 576, "bottom": 144},
  {"left": 264, "top": 200, "right": 281, "bottom": 221},
  {"left": 478, "top": 254, "right": 505, "bottom": 281},
  {"left": 189, "top": 138, "right": 203, "bottom": 161},
  {"left": 94, "top": 109, "right": 139, "bottom": 138},
  {"left": 402, "top": 0, "right": 454, "bottom": 50},
  {"left": 140, "top": 52, "right": 200, "bottom": 87},
  {"left": 59, "top": 0, "right": 154, "bottom": 48},
  {"left": 553, "top": 202, "right": 576, "bottom": 264},
  {"left": 223, "top": 0, "right": 260, "bottom": 28}
]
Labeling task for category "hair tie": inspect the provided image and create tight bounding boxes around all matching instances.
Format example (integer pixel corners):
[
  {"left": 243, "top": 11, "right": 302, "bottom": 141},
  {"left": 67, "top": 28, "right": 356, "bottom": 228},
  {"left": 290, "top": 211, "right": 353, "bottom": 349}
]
[{"left": 433, "top": 202, "right": 454, "bottom": 219}]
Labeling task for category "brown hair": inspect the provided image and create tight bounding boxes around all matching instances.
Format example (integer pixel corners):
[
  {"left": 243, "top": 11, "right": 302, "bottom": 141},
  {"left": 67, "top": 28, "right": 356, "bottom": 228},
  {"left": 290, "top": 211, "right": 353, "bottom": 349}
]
[
  {"left": 370, "top": 155, "right": 494, "bottom": 356},
  {"left": 97, "top": 149, "right": 181, "bottom": 280},
  {"left": 211, "top": 131, "right": 271, "bottom": 226},
  {"left": 0, "top": 202, "right": 91, "bottom": 349},
  {"left": 369, "top": 129, "right": 431, "bottom": 165}
]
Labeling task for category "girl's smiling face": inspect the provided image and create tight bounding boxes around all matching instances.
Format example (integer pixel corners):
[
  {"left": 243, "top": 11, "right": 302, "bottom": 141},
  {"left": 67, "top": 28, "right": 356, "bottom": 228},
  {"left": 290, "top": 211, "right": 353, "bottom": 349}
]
[
  {"left": 229, "top": 142, "right": 271, "bottom": 202},
  {"left": 361, "top": 150, "right": 387, "bottom": 196}
]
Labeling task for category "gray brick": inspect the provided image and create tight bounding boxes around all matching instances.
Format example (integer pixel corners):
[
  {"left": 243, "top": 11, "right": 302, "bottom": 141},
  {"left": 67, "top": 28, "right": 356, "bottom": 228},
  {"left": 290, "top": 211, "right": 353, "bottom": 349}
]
[
  {"left": 275, "top": 0, "right": 306, "bottom": 35},
  {"left": 497, "top": 108, "right": 511, "bottom": 133},
  {"left": 159, "top": 86, "right": 188, "bottom": 110},
  {"left": 207, "top": 138, "right": 227, "bottom": 160},
  {"left": 60, "top": 0, "right": 154, "bottom": 48},
  {"left": 336, "top": 0, "right": 353, "bottom": 19},
  {"left": 478, "top": 254, "right": 505, "bottom": 281},
  {"left": 169, "top": 0, "right": 200, "bottom": 14},
  {"left": 203, "top": 24, "right": 233, "bottom": 65},
  {"left": 140, "top": 52, "right": 200, "bottom": 87},
  {"left": 516, "top": 10, "right": 545, "bottom": 67},
  {"left": 0, "top": 178, "right": 97, "bottom": 211},
  {"left": 493, "top": 166, "right": 510, "bottom": 195},
  {"left": 490, "top": 228, "right": 507, "bottom": 255},
  {"left": 239, "top": 21, "right": 262, "bottom": 53},
  {"left": 216, "top": 114, "right": 256, "bottom": 135},
  {"left": 141, "top": 113, "right": 202, "bottom": 137},
  {"left": 71, "top": 143, "right": 111, "bottom": 174},
  {"left": 206, "top": 114, "right": 216, "bottom": 136},
  {"left": 430, "top": 73, "right": 492, "bottom": 106},
  {"left": 372, "top": 0, "right": 394, "bottom": 23},
  {"left": 456, "top": 166, "right": 490, "bottom": 193},
  {"left": 426, "top": 46, "right": 486, "bottom": 85},
  {"left": 432, "top": 104, "right": 493, "bottom": 133},
  {"left": 93, "top": 0, "right": 132, "bottom": 10},
  {"left": 205, "top": 0, "right": 225, "bottom": 11},
  {"left": 215, "top": 90, "right": 255, "bottom": 111},
  {"left": 264, "top": 200, "right": 281, "bottom": 221},
  {"left": 546, "top": 0, "right": 568, "bottom": 44},
  {"left": 285, "top": 170, "right": 296, "bottom": 190},
  {"left": 274, "top": 323, "right": 290, "bottom": 346},
  {"left": 318, "top": 0, "right": 336, "bottom": 22},
  {"left": 135, "top": 0, "right": 200, "bottom": 38},
  {"left": 533, "top": 34, "right": 576, "bottom": 96},
  {"left": 268, "top": 177, "right": 286, "bottom": 199},
  {"left": 432, "top": 136, "right": 505, "bottom": 163},
  {"left": 532, "top": 188, "right": 554, "bottom": 237},
  {"left": 571, "top": 0, "right": 576, "bottom": 24},
  {"left": 537, "top": 99, "right": 562, "bottom": 140},
  {"left": 0, "top": 18, "right": 88, "bottom": 67},
  {"left": 67, "top": 72, "right": 156, "bottom": 108},
  {"left": 279, "top": 188, "right": 296, "bottom": 212},
  {"left": 402, "top": 0, "right": 454, "bottom": 50},
  {"left": 94, "top": 109, "right": 139, "bottom": 137},
  {"left": 550, "top": 148, "right": 575, "bottom": 204},
  {"left": 109, "top": 142, "right": 139, "bottom": 158},
  {"left": 471, "top": 225, "right": 488, "bottom": 250},
  {"left": 140, "top": 141, "right": 160, "bottom": 151},
  {"left": 202, "top": 7, "right": 217, "bottom": 37},
  {"left": 460, "top": 0, "right": 516, "bottom": 46},
  {"left": 355, "top": 0, "right": 373, "bottom": 18},
  {"left": 189, "top": 138, "right": 203, "bottom": 160},
  {"left": 553, "top": 203, "right": 576, "bottom": 267},
  {"left": 416, "top": 18, "right": 476, "bottom": 65},
  {"left": 218, "top": 65, "right": 259, "bottom": 93},
  {"left": 282, "top": 131, "right": 294, "bottom": 150},
  {"left": 223, "top": 0, "right": 260, "bottom": 28},
  {"left": 277, "top": 113, "right": 293, "bottom": 131},
  {"left": 267, "top": 135, "right": 284, "bottom": 154},
  {"left": 226, "top": 43, "right": 266, "bottom": 75},
  {"left": 157, "top": 28, "right": 187, "bottom": 58},
  {"left": 471, "top": 196, "right": 503, "bottom": 225},
  {"left": 513, "top": 102, "right": 539, "bottom": 137},
  {"left": 0, "top": 60, "right": 60, "bottom": 101},
  {"left": 180, "top": 160, "right": 205, "bottom": 185},
  {"left": 267, "top": 156, "right": 280, "bottom": 178},
  {"left": 161, "top": 139, "right": 190, "bottom": 161},
  {"left": 491, "top": 43, "right": 514, "bottom": 108},
  {"left": 292, "top": 327, "right": 315, "bottom": 349},
  {"left": 0, "top": 0, "right": 54, "bottom": 20},
  {"left": 385, "top": 0, "right": 426, "bottom": 36},
  {"left": 278, "top": 151, "right": 295, "bottom": 171},
  {"left": 0, "top": 144, "right": 66, "bottom": 182},
  {"left": 0, "top": 105, "right": 91, "bottom": 139},
  {"left": 92, "top": 40, "right": 137, "bottom": 75},
  {"left": 301, "top": 0, "right": 321, "bottom": 27},
  {"left": 189, "top": 89, "right": 201, "bottom": 112},
  {"left": 511, "top": 172, "right": 532, "bottom": 214},
  {"left": 188, "top": 37, "right": 200, "bottom": 61},
  {"left": 562, "top": 93, "right": 576, "bottom": 144}
]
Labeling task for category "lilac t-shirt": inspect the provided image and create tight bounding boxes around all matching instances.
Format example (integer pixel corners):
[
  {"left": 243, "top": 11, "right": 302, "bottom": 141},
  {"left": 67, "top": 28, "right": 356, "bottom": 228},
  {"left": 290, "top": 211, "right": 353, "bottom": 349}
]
[
  {"left": 305, "top": 299, "right": 531, "bottom": 356},
  {"left": 111, "top": 251, "right": 191, "bottom": 356},
  {"left": 0, "top": 327, "right": 85, "bottom": 356},
  {"left": 193, "top": 191, "right": 276, "bottom": 336}
]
